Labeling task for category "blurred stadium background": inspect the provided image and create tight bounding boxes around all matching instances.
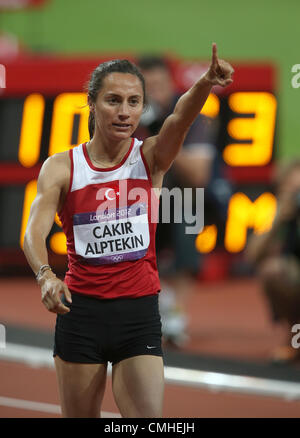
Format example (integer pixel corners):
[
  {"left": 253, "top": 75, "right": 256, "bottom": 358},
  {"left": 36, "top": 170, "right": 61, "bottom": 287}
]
[{"left": 0, "top": 0, "right": 300, "bottom": 418}]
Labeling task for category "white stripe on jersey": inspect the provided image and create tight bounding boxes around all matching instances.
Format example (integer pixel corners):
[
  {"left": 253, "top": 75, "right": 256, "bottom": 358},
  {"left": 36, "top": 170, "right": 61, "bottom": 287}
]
[{"left": 71, "top": 138, "right": 148, "bottom": 192}]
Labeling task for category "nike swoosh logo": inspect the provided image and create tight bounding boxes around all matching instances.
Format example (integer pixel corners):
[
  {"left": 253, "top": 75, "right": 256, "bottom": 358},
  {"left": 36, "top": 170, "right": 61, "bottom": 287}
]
[
  {"left": 147, "top": 345, "right": 157, "bottom": 349},
  {"left": 129, "top": 159, "right": 138, "bottom": 165}
]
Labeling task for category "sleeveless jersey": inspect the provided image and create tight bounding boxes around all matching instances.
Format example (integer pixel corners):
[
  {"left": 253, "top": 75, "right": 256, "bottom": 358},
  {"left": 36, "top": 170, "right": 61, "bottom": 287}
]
[{"left": 58, "top": 138, "right": 161, "bottom": 299}]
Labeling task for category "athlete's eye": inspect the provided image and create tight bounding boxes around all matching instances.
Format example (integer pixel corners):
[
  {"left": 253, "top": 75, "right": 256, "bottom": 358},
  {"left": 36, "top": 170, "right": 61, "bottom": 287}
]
[
  {"left": 129, "top": 98, "right": 140, "bottom": 106},
  {"left": 108, "top": 97, "right": 118, "bottom": 104}
]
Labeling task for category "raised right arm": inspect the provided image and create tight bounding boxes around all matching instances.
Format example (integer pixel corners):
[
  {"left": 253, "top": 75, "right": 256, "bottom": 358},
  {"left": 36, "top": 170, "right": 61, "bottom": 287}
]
[{"left": 23, "top": 152, "right": 72, "bottom": 314}]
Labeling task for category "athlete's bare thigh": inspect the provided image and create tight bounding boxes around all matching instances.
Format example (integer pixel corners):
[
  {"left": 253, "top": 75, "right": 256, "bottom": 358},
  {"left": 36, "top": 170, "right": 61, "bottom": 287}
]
[
  {"left": 112, "top": 355, "right": 164, "bottom": 418},
  {"left": 54, "top": 355, "right": 108, "bottom": 418}
]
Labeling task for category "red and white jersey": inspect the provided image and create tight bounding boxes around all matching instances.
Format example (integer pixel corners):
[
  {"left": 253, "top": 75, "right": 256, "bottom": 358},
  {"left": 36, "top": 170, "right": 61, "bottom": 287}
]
[{"left": 58, "top": 138, "right": 161, "bottom": 299}]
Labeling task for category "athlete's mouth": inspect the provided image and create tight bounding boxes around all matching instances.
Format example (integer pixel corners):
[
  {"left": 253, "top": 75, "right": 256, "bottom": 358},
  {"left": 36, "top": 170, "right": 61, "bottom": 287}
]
[{"left": 112, "top": 123, "right": 131, "bottom": 128}]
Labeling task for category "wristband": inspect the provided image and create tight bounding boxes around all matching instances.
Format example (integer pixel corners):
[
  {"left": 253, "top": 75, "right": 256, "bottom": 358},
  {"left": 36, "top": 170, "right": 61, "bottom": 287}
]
[{"left": 36, "top": 264, "right": 52, "bottom": 282}]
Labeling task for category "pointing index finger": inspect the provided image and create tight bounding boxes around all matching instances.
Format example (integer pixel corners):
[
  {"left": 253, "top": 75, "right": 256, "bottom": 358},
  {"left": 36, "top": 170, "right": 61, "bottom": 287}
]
[{"left": 212, "top": 42, "right": 218, "bottom": 67}]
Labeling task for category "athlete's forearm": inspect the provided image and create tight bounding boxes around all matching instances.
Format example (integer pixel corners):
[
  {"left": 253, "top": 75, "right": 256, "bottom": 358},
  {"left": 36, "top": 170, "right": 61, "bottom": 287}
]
[
  {"left": 153, "top": 75, "right": 213, "bottom": 171},
  {"left": 172, "top": 74, "right": 212, "bottom": 132},
  {"left": 23, "top": 229, "right": 51, "bottom": 276}
]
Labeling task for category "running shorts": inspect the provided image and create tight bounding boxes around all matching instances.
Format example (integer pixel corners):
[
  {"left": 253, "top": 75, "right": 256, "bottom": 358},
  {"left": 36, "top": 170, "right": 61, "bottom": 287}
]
[{"left": 53, "top": 292, "right": 163, "bottom": 365}]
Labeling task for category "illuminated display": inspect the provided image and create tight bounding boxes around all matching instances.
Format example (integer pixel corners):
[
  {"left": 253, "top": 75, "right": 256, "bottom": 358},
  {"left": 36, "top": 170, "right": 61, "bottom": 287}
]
[
  {"left": 20, "top": 179, "right": 37, "bottom": 249},
  {"left": 19, "top": 93, "right": 45, "bottom": 167},
  {"left": 49, "top": 93, "right": 89, "bottom": 156},
  {"left": 200, "top": 93, "right": 220, "bottom": 119},
  {"left": 0, "top": 56, "right": 277, "bottom": 266},
  {"left": 195, "top": 225, "right": 218, "bottom": 253},
  {"left": 224, "top": 192, "right": 277, "bottom": 253},
  {"left": 223, "top": 92, "right": 277, "bottom": 166}
]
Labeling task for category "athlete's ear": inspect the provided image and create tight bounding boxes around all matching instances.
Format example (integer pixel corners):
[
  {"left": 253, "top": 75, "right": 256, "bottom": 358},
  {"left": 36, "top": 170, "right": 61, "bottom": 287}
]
[{"left": 88, "top": 97, "right": 95, "bottom": 113}]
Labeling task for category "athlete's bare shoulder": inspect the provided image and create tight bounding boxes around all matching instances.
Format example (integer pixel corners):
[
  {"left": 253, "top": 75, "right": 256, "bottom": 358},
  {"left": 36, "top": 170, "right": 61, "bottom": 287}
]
[
  {"left": 36, "top": 150, "right": 71, "bottom": 212},
  {"left": 37, "top": 150, "right": 71, "bottom": 199},
  {"left": 44, "top": 150, "right": 70, "bottom": 168},
  {"left": 40, "top": 151, "right": 70, "bottom": 183}
]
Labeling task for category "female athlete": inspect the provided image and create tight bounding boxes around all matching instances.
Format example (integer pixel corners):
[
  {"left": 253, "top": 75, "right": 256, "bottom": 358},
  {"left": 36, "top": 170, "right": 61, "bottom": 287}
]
[{"left": 23, "top": 43, "right": 233, "bottom": 418}]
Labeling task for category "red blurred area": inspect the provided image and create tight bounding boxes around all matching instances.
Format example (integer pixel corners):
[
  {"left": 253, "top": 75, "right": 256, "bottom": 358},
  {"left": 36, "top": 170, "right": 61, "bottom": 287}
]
[
  {"left": 2, "top": 53, "right": 275, "bottom": 96},
  {"left": 0, "top": 0, "right": 47, "bottom": 10}
]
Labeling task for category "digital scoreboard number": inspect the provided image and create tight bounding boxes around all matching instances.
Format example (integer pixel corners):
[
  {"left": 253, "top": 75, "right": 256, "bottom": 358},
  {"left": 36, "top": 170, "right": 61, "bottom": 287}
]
[
  {"left": 0, "top": 55, "right": 277, "bottom": 268},
  {"left": 197, "top": 89, "right": 277, "bottom": 254}
]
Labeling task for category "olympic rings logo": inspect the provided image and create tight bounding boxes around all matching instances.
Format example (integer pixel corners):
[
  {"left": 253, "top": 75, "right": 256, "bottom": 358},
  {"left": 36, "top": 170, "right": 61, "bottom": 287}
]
[{"left": 112, "top": 255, "right": 123, "bottom": 262}]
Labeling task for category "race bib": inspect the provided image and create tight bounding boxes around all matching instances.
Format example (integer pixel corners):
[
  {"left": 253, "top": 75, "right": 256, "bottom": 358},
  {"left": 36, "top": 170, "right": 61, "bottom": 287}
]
[{"left": 73, "top": 203, "right": 150, "bottom": 265}]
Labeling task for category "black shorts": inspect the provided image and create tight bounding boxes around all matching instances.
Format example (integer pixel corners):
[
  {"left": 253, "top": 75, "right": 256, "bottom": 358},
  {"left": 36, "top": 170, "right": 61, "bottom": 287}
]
[{"left": 53, "top": 292, "right": 163, "bottom": 366}]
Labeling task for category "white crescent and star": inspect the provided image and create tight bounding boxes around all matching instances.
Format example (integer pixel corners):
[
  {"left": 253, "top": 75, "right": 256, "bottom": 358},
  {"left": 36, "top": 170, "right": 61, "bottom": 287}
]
[{"left": 105, "top": 189, "right": 120, "bottom": 200}]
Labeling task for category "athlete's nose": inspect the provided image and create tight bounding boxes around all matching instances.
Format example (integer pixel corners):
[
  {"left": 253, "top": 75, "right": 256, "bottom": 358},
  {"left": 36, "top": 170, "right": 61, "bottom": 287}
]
[{"left": 118, "top": 102, "right": 130, "bottom": 120}]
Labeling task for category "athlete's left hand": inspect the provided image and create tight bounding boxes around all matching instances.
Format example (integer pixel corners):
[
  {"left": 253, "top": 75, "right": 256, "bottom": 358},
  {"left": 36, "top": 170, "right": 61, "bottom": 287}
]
[{"left": 204, "top": 43, "right": 234, "bottom": 87}]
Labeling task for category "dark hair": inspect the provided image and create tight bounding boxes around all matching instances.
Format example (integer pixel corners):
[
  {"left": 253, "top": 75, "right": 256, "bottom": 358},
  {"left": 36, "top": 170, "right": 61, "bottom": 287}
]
[
  {"left": 87, "top": 59, "right": 146, "bottom": 139},
  {"left": 137, "top": 55, "right": 169, "bottom": 72}
]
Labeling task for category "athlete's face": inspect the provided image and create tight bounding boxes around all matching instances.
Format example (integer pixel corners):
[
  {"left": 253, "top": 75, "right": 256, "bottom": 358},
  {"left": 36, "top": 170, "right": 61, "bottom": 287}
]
[{"left": 91, "top": 73, "right": 144, "bottom": 142}]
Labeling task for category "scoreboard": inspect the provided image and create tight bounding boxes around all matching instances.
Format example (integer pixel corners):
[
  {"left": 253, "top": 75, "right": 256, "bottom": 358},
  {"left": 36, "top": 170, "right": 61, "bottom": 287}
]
[{"left": 0, "top": 54, "right": 278, "bottom": 272}]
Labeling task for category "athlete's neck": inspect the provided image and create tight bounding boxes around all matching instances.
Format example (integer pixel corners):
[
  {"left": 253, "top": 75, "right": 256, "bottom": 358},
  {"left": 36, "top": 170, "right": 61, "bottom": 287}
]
[{"left": 87, "top": 135, "right": 132, "bottom": 167}]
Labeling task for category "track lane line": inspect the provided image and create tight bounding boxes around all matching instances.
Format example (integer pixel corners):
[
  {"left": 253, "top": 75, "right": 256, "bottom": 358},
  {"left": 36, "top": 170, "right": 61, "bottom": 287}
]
[
  {"left": 2, "top": 343, "right": 300, "bottom": 400},
  {"left": 0, "top": 396, "right": 121, "bottom": 417}
]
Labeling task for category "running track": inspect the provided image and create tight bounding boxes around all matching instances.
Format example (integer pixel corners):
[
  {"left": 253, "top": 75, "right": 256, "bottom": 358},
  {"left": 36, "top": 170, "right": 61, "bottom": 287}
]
[{"left": 1, "top": 277, "right": 300, "bottom": 417}]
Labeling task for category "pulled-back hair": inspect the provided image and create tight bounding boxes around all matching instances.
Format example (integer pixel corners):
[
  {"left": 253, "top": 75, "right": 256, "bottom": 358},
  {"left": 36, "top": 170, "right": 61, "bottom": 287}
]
[{"left": 87, "top": 59, "right": 146, "bottom": 139}]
